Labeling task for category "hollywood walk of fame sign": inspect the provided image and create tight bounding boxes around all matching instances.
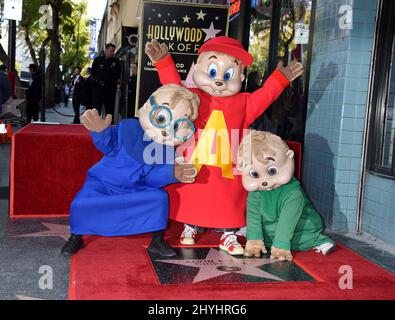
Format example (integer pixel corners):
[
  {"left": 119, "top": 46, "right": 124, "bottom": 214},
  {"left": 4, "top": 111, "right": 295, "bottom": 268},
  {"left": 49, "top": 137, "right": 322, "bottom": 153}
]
[
  {"left": 136, "top": 1, "right": 229, "bottom": 114},
  {"left": 148, "top": 247, "right": 315, "bottom": 285}
]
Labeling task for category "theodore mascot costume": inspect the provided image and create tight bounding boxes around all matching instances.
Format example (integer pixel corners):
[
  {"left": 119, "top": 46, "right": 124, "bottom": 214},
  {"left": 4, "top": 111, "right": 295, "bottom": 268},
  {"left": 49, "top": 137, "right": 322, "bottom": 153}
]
[
  {"left": 61, "top": 84, "right": 200, "bottom": 257},
  {"left": 237, "top": 130, "right": 335, "bottom": 261},
  {"left": 145, "top": 36, "right": 303, "bottom": 255}
]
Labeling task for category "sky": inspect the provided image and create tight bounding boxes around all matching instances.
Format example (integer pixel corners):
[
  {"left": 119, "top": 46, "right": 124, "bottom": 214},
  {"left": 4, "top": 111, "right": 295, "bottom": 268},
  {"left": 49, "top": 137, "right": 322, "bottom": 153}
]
[{"left": 86, "top": 0, "right": 108, "bottom": 19}]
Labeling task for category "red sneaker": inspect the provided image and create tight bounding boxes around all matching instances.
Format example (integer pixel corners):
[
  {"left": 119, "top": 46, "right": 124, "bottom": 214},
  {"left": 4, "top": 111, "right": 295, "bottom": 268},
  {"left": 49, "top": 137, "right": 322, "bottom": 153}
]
[{"left": 219, "top": 233, "right": 244, "bottom": 255}]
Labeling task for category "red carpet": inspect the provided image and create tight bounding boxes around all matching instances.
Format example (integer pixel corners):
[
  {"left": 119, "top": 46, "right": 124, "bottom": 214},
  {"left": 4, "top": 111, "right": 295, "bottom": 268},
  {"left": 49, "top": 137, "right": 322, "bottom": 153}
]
[
  {"left": 10, "top": 124, "right": 102, "bottom": 217},
  {"left": 69, "top": 222, "right": 395, "bottom": 300}
]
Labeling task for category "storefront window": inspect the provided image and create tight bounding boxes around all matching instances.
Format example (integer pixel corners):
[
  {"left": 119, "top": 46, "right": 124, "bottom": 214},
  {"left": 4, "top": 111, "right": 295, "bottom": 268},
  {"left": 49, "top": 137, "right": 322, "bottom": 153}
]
[
  {"left": 382, "top": 38, "right": 395, "bottom": 169},
  {"left": 368, "top": 0, "right": 395, "bottom": 178},
  {"left": 247, "top": 0, "right": 314, "bottom": 143},
  {"left": 247, "top": 2, "right": 272, "bottom": 83}
]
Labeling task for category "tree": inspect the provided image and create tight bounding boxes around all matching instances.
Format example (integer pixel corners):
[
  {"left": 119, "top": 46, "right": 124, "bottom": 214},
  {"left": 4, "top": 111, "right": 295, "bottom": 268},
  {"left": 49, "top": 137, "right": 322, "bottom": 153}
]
[
  {"left": 60, "top": 1, "right": 90, "bottom": 82},
  {"left": 18, "top": 0, "right": 89, "bottom": 106},
  {"left": 0, "top": 0, "right": 9, "bottom": 66}
]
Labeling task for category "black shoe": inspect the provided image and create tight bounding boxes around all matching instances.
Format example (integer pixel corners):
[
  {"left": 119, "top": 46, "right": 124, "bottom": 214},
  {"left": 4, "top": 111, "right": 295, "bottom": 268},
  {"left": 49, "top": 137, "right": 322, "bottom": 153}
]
[
  {"left": 147, "top": 238, "right": 177, "bottom": 257},
  {"left": 61, "top": 234, "right": 84, "bottom": 256}
]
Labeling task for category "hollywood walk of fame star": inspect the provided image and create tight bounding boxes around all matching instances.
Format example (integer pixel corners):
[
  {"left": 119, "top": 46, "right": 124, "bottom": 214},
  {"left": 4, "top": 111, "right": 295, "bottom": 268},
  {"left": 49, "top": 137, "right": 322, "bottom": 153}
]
[
  {"left": 172, "top": 20, "right": 177, "bottom": 24},
  {"left": 156, "top": 248, "right": 284, "bottom": 283},
  {"left": 182, "top": 14, "right": 191, "bottom": 23},
  {"left": 11, "top": 223, "right": 70, "bottom": 241},
  {"left": 202, "top": 22, "right": 222, "bottom": 42},
  {"left": 196, "top": 9, "right": 207, "bottom": 21}
]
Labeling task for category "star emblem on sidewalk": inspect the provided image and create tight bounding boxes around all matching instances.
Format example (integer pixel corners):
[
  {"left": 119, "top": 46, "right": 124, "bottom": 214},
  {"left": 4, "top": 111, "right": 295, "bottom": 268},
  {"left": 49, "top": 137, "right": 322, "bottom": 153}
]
[
  {"left": 11, "top": 223, "right": 70, "bottom": 241},
  {"left": 156, "top": 248, "right": 284, "bottom": 283},
  {"left": 202, "top": 22, "right": 222, "bottom": 41}
]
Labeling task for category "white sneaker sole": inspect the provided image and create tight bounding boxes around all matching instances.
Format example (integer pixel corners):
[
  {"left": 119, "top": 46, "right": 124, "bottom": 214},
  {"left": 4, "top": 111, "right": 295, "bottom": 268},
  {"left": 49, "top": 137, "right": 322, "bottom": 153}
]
[
  {"left": 314, "top": 242, "right": 336, "bottom": 255},
  {"left": 180, "top": 238, "right": 195, "bottom": 245},
  {"left": 219, "top": 244, "right": 244, "bottom": 255}
]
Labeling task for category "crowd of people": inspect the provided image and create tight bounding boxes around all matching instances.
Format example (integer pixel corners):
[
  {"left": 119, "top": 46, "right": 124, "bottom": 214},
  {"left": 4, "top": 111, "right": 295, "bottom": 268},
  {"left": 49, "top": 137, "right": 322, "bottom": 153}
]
[
  {"left": 19, "top": 43, "right": 123, "bottom": 125},
  {"left": 1, "top": 42, "right": 140, "bottom": 126}
]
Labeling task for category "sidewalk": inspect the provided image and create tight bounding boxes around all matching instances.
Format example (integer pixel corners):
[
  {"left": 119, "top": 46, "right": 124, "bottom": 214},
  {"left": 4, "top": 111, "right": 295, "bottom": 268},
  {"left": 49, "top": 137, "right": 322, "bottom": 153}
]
[{"left": 43, "top": 101, "right": 86, "bottom": 124}]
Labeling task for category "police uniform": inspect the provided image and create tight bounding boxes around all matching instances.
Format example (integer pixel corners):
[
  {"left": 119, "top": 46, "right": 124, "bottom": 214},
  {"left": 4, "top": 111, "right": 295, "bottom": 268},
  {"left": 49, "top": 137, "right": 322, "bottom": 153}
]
[
  {"left": 91, "top": 55, "right": 121, "bottom": 120},
  {"left": 72, "top": 74, "right": 85, "bottom": 124},
  {"left": 26, "top": 72, "right": 42, "bottom": 123}
]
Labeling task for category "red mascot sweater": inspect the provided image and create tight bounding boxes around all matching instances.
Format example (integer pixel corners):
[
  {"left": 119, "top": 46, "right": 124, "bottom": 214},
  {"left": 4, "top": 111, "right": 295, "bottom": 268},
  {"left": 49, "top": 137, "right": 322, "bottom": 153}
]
[{"left": 155, "top": 54, "right": 289, "bottom": 228}]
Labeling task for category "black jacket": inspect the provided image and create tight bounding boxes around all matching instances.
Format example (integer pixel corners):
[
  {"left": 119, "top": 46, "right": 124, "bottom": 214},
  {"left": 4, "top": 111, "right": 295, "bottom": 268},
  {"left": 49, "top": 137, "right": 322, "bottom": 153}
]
[
  {"left": 72, "top": 75, "right": 85, "bottom": 102},
  {"left": 0, "top": 72, "right": 10, "bottom": 105},
  {"left": 91, "top": 56, "right": 121, "bottom": 84},
  {"left": 26, "top": 72, "right": 42, "bottom": 103},
  {"left": 84, "top": 75, "right": 94, "bottom": 106}
]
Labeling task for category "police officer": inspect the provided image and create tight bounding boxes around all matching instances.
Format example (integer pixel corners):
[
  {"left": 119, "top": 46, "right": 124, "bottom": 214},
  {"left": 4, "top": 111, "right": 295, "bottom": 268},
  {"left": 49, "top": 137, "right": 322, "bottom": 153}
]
[
  {"left": 26, "top": 64, "right": 42, "bottom": 124},
  {"left": 84, "top": 67, "right": 94, "bottom": 110},
  {"left": 91, "top": 43, "right": 121, "bottom": 123}
]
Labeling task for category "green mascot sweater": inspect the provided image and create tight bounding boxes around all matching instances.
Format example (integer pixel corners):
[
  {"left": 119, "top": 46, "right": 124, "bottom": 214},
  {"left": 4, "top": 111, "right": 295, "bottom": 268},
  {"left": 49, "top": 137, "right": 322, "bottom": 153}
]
[{"left": 247, "top": 177, "right": 334, "bottom": 251}]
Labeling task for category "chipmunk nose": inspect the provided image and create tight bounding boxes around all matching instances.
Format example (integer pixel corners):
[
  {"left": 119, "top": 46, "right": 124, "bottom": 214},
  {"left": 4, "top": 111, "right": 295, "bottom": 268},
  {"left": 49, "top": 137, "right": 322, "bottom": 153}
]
[
  {"left": 262, "top": 182, "right": 268, "bottom": 187},
  {"left": 215, "top": 81, "right": 224, "bottom": 86},
  {"left": 161, "top": 131, "right": 169, "bottom": 137}
]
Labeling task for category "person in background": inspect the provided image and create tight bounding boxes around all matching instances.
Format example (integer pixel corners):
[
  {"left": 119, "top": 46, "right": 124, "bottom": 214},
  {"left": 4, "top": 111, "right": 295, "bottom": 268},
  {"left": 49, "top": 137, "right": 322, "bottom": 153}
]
[
  {"left": 127, "top": 63, "right": 138, "bottom": 118},
  {"left": 55, "top": 83, "right": 61, "bottom": 106},
  {"left": 0, "top": 65, "right": 11, "bottom": 115},
  {"left": 64, "top": 82, "right": 71, "bottom": 107},
  {"left": 84, "top": 67, "right": 94, "bottom": 111},
  {"left": 91, "top": 43, "right": 121, "bottom": 123},
  {"left": 26, "top": 64, "right": 42, "bottom": 123},
  {"left": 71, "top": 67, "right": 85, "bottom": 124}
]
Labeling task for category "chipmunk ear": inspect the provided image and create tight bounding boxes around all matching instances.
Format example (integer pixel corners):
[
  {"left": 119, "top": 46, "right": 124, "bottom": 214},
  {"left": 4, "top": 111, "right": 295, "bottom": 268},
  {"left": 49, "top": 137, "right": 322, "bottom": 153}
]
[{"left": 286, "top": 150, "right": 294, "bottom": 159}]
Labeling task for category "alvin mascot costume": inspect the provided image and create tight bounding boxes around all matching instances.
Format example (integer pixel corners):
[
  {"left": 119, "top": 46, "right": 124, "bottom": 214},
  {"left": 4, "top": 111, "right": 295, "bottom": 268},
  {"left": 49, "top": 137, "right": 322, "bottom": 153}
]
[
  {"left": 145, "top": 36, "right": 303, "bottom": 255},
  {"left": 61, "top": 84, "right": 200, "bottom": 257},
  {"left": 237, "top": 130, "right": 335, "bottom": 261}
]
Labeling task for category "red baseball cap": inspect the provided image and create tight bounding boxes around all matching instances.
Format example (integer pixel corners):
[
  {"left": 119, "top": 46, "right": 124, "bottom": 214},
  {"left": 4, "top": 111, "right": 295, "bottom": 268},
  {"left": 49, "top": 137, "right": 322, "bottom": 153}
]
[{"left": 198, "top": 36, "right": 254, "bottom": 67}]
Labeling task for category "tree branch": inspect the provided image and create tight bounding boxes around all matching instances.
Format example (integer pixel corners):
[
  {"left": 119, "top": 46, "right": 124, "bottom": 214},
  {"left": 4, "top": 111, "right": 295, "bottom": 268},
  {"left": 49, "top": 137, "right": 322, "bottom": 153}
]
[{"left": 23, "top": 25, "right": 39, "bottom": 66}]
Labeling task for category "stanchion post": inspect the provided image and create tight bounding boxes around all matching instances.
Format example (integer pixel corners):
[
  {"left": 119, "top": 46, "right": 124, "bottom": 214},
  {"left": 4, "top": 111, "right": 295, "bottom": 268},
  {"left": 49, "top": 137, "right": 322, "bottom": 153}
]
[{"left": 39, "top": 47, "right": 46, "bottom": 122}]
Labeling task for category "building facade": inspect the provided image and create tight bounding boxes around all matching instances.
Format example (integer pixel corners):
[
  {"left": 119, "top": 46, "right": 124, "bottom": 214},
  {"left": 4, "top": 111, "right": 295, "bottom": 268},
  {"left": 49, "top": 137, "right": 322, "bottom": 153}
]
[{"left": 303, "top": 0, "right": 395, "bottom": 246}]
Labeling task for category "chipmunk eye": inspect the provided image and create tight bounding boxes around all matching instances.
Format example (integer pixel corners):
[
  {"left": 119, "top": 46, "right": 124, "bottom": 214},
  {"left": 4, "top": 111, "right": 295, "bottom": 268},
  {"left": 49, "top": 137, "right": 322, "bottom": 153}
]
[
  {"left": 223, "top": 68, "right": 234, "bottom": 81},
  {"left": 267, "top": 166, "right": 278, "bottom": 176},
  {"left": 155, "top": 110, "right": 170, "bottom": 125},
  {"left": 248, "top": 169, "right": 260, "bottom": 179},
  {"left": 207, "top": 63, "right": 218, "bottom": 78}
]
